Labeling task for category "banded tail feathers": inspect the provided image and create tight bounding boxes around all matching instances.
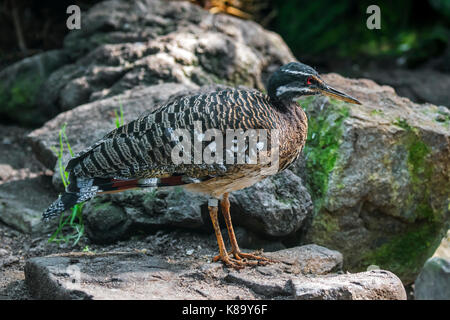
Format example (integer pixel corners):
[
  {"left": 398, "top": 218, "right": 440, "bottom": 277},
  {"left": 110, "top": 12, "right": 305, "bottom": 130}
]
[{"left": 42, "top": 174, "right": 212, "bottom": 220}]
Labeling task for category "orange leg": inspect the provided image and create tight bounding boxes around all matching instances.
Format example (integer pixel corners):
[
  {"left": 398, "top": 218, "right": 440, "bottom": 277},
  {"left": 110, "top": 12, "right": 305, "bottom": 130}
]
[
  {"left": 213, "top": 193, "right": 273, "bottom": 266},
  {"left": 208, "top": 202, "right": 245, "bottom": 269}
]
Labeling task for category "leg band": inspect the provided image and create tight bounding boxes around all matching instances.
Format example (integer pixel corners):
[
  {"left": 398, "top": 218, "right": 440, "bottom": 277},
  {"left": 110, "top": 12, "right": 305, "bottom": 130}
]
[{"left": 208, "top": 198, "right": 219, "bottom": 207}]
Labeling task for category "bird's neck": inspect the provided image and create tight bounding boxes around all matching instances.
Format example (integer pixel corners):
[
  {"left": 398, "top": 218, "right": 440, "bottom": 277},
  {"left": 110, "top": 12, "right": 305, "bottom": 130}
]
[
  {"left": 270, "top": 97, "right": 308, "bottom": 171},
  {"left": 268, "top": 95, "right": 306, "bottom": 121},
  {"left": 268, "top": 95, "right": 290, "bottom": 112},
  {"left": 281, "top": 100, "right": 308, "bottom": 132}
]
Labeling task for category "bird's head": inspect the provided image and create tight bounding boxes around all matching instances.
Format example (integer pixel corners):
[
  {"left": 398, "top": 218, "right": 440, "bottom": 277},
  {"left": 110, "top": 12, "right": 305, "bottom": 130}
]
[{"left": 267, "top": 62, "right": 361, "bottom": 105}]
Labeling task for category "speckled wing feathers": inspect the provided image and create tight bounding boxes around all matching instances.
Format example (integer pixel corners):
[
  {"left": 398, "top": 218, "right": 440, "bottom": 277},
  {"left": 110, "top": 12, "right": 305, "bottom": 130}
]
[
  {"left": 66, "top": 89, "right": 279, "bottom": 181},
  {"left": 43, "top": 88, "right": 308, "bottom": 220}
]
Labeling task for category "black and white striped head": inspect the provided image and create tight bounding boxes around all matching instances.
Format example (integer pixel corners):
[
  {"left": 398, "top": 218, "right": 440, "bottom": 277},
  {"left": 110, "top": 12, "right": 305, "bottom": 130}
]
[{"left": 267, "top": 62, "right": 361, "bottom": 105}]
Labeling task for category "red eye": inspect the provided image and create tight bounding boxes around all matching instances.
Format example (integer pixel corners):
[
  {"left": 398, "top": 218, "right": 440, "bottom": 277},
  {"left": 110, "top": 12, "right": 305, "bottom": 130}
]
[{"left": 307, "top": 77, "right": 313, "bottom": 85}]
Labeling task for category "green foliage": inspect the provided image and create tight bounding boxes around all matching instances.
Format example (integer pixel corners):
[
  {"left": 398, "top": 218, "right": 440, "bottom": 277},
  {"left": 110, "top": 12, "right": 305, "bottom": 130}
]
[
  {"left": 48, "top": 202, "right": 85, "bottom": 246},
  {"left": 48, "top": 99, "right": 128, "bottom": 246},
  {"left": 114, "top": 98, "right": 124, "bottom": 128},
  {"left": 430, "top": 0, "right": 450, "bottom": 19},
  {"left": 48, "top": 123, "right": 85, "bottom": 246},
  {"left": 272, "top": 0, "right": 449, "bottom": 63},
  {"left": 274, "top": 0, "right": 350, "bottom": 55}
]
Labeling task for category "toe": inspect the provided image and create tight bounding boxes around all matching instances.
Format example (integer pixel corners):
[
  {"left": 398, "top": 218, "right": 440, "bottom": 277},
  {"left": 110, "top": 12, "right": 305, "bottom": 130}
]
[
  {"left": 213, "top": 250, "right": 275, "bottom": 268},
  {"left": 232, "top": 251, "right": 275, "bottom": 265}
]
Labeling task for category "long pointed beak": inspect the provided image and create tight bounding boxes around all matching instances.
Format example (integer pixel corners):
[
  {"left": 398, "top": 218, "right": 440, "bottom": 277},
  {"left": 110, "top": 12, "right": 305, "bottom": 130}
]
[{"left": 319, "top": 85, "right": 361, "bottom": 105}]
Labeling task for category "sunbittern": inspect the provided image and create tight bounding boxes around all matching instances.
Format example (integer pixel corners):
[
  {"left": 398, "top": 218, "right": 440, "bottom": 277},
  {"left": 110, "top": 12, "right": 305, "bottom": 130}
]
[{"left": 43, "top": 62, "right": 361, "bottom": 269}]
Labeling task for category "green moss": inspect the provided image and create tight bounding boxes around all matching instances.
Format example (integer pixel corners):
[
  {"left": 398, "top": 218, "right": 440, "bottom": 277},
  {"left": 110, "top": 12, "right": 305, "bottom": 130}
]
[
  {"left": 312, "top": 211, "right": 339, "bottom": 234},
  {"left": 230, "top": 67, "right": 253, "bottom": 87},
  {"left": 276, "top": 196, "right": 295, "bottom": 206},
  {"left": 169, "top": 186, "right": 184, "bottom": 199},
  {"left": 350, "top": 118, "right": 447, "bottom": 282},
  {"left": 307, "top": 210, "right": 340, "bottom": 247},
  {"left": 141, "top": 188, "right": 158, "bottom": 206},
  {"left": 370, "top": 109, "right": 384, "bottom": 116},
  {"left": 90, "top": 33, "right": 111, "bottom": 46},
  {"left": 408, "top": 140, "right": 431, "bottom": 183},
  {"left": 394, "top": 118, "right": 440, "bottom": 222},
  {"left": 91, "top": 201, "right": 114, "bottom": 211},
  {"left": 301, "top": 96, "right": 350, "bottom": 210},
  {"left": 393, "top": 117, "right": 412, "bottom": 130},
  {"left": 360, "top": 223, "right": 442, "bottom": 282},
  {"left": 208, "top": 73, "right": 228, "bottom": 86},
  {"left": 336, "top": 182, "right": 345, "bottom": 190},
  {"left": 8, "top": 75, "right": 41, "bottom": 109},
  {"left": 0, "top": 73, "right": 43, "bottom": 126}
]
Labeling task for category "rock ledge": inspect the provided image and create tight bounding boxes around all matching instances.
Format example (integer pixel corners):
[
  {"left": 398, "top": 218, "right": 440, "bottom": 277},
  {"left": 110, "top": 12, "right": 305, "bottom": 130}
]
[{"left": 25, "top": 244, "right": 406, "bottom": 300}]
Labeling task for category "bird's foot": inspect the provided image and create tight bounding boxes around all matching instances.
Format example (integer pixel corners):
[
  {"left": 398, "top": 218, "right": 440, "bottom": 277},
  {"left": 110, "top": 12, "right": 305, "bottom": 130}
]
[
  {"left": 213, "top": 250, "right": 274, "bottom": 269},
  {"left": 213, "top": 253, "right": 248, "bottom": 270},
  {"left": 232, "top": 251, "right": 274, "bottom": 265}
]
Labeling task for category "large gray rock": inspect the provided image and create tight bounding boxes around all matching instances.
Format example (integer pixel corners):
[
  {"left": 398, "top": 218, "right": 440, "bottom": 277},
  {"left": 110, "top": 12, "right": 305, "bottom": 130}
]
[
  {"left": 0, "top": 125, "right": 58, "bottom": 234},
  {"left": 24, "top": 244, "right": 406, "bottom": 300},
  {"left": 297, "top": 74, "right": 450, "bottom": 283},
  {"left": 414, "top": 230, "right": 450, "bottom": 299},
  {"left": 358, "top": 69, "right": 450, "bottom": 108},
  {"left": 264, "top": 244, "right": 343, "bottom": 275},
  {"left": 28, "top": 82, "right": 191, "bottom": 170},
  {"left": 230, "top": 170, "right": 313, "bottom": 237},
  {"left": 414, "top": 257, "right": 450, "bottom": 300},
  {"left": 0, "top": 177, "right": 57, "bottom": 234},
  {"left": 288, "top": 270, "right": 406, "bottom": 300},
  {"left": 82, "top": 169, "right": 312, "bottom": 244},
  {"left": 82, "top": 187, "right": 208, "bottom": 243},
  {"left": 0, "top": 50, "right": 69, "bottom": 126},
  {"left": 36, "top": 0, "right": 294, "bottom": 116}
]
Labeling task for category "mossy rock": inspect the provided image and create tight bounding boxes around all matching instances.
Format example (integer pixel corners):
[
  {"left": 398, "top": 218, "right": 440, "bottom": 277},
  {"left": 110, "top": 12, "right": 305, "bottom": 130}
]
[
  {"left": 359, "top": 223, "right": 443, "bottom": 282},
  {"left": 298, "top": 75, "right": 449, "bottom": 283},
  {"left": 0, "top": 73, "right": 44, "bottom": 126},
  {"left": 0, "top": 50, "right": 69, "bottom": 127}
]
